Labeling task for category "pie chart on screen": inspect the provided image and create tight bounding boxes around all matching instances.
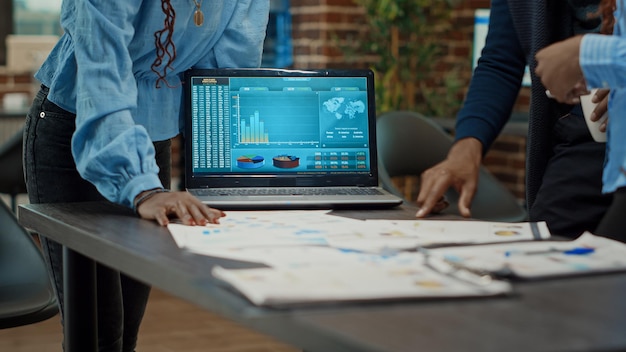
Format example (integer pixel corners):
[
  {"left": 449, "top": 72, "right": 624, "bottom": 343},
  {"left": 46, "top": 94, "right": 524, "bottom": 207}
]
[
  {"left": 236, "top": 155, "right": 265, "bottom": 169},
  {"left": 273, "top": 155, "right": 300, "bottom": 168}
]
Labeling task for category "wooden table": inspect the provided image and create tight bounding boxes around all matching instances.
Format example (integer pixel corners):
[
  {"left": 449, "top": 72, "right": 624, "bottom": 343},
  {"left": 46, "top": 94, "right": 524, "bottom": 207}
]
[{"left": 18, "top": 201, "right": 626, "bottom": 352}]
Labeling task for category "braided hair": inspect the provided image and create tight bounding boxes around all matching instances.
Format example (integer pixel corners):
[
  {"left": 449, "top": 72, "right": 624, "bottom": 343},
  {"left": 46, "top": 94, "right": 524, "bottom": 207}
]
[
  {"left": 600, "top": 0, "right": 616, "bottom": 34},
  {"left": 151, "top": 0, "right": 177, "bottom": 88}
]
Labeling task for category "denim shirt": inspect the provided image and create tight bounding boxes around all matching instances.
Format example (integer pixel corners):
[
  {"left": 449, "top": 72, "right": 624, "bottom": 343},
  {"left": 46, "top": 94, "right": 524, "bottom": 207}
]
[
  {"left": 34, "top": 0, "right": 269, "bottom": 207},
  {"left": 580, "top": 0, "right": 626, "bottom": 193}
]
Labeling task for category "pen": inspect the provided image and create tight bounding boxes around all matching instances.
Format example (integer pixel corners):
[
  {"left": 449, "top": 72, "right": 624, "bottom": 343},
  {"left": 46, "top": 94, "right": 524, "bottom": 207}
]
[{"left": 504, "top": 247, "right": 595, "bottom": 257}]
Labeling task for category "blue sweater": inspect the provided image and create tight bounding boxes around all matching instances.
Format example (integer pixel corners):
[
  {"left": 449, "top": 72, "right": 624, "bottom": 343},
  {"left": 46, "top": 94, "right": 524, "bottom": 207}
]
[{"left": 455, "top": 0, "right": 595, "bottom": 208}]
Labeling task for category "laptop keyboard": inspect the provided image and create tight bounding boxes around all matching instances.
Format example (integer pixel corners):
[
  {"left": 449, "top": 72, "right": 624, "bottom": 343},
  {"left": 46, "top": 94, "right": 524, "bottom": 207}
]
[{"left": 197, "top": 187, "right": 385, "bottom": 196}]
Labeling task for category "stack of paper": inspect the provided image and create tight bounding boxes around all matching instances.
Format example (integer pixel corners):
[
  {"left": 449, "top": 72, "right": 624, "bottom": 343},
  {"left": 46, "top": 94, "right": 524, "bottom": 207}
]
[
  {"left": 165, "top": 211, "right": 559, "bottom": 305},
  {"left": 169, "top": 211, "right": 626, "bottom": 305},
  {"left": 168, "top": 211, "right": 551, "bottom": 258},
  {"left": 427, "top": 232, "right": 626, "bottom": 279},
  {"left": 212, "top": 251, "right": 511, "bottom": 307}
]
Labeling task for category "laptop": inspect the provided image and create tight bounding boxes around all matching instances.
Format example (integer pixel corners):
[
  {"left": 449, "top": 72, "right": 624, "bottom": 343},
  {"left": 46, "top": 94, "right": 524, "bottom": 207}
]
[{"left": 182, "top": 68, "right": 402, "bottom": 209}]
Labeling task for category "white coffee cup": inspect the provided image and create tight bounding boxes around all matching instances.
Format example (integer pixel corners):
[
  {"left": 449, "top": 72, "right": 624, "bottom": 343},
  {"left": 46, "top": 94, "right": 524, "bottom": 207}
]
[{"left": 580, "top": 89, "right": 608, "bottom": 143}]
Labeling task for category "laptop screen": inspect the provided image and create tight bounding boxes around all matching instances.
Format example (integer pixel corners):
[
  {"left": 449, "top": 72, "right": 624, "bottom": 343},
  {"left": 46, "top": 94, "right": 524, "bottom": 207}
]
[{"left": 183, "top": 68, "right": 380, "bottom": 189}]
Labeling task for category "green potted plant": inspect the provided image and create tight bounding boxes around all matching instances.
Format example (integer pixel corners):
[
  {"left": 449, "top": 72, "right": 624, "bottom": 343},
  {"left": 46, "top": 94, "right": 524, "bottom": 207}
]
[{"left": 338, "top": 0, "right": 462, "bottom": 117}]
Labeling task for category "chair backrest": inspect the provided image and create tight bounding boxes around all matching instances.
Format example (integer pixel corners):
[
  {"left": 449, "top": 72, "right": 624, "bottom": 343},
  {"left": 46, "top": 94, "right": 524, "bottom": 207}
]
[
  {"left": 0, "top": 127, "right": 27, "bottom": 212},
  {"left": 376, "top": 111, "right": 527, "bottom": 222},
  {"left": 0, "top": 200, "right": 58, "bottom": 329}
]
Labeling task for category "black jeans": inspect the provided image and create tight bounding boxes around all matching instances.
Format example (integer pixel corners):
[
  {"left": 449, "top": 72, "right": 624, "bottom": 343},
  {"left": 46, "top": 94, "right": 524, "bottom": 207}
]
[
  {"left": 529, "top": 112, "right": 612, "bottom": 238},
  {"left": 595, "top": 187, "right": 626, "bottom": 243},
  {"left": 23, "top": 86, "right": 171, "bottom": 352}
]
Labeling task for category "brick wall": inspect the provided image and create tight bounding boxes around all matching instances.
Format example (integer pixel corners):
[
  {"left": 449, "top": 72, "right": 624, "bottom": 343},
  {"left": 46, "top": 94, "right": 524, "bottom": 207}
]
[
  {"left": 484, "top": 134, "right": 526, "bottom": 200},
  {"left": 0, "top": 69, "right": 35, "bottom": 104},
  {"left": 289, "top": 0, "right": 530, "bottom": 108},
  {"left": 0, "top": 69, "right": 36, "bottom": 145}
]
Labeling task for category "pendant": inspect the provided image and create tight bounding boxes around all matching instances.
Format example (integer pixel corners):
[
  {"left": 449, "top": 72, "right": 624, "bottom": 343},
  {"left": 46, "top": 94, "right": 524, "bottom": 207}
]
[{"left": 194, "top": 9, "right": 204, "bottom": 27}]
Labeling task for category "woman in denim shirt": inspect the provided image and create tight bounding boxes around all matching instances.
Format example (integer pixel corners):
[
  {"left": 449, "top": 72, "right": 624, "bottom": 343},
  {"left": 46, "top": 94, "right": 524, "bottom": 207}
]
[{"left": 23, "top": 1, "right": 269, "bottom": 350}]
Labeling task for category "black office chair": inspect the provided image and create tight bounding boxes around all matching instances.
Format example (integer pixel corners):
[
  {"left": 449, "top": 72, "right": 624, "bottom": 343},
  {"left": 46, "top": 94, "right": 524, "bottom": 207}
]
[
  {"left": 377, "top": 110, "right": 528, "bottom": 222},
  {"left": 0, "top": 199, "right": 58, "bottom": 329},
  {"left": 0, "top": 127, "right": 27, "bottom": 213}
]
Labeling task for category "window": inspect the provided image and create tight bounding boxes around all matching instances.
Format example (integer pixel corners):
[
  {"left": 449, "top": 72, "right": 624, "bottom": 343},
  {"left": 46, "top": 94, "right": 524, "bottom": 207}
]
[
  {"left": 13, "top": 0, "right": 62, "bottom": 36},
  {"left": 473, "top": 9, "right": 530, "bottom": 87},
  {"left": 262, "top": 0, "right": 293, "bottom": 68}
]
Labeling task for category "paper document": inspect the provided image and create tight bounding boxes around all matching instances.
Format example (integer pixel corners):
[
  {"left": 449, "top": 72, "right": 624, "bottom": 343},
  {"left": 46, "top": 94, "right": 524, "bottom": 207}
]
[
  {"left": 428, "top": 232, "right": 626, "bottom": 279},
  {"left": 361, "top": 219, "right": 550, "bottom": 247},
  {"left": 168, "top": 211, "right": 551, "bottom": 259},
  {"left": 168, "top": 210, "right": 377, "bottom": 260},
  {"left": 165, "top": 211, "right": 557, "bottom": 306},
  {"left": 212, "top": 251, "right": 511, "bottom": 306}
]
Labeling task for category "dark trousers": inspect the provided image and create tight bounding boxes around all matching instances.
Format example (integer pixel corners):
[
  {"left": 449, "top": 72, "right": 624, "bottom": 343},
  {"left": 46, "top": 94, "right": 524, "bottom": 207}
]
[
  {"left": 529, "top": 113, "right": 612, "bottom": 238},
  {"left": 595, "top": 187, "right": 626, "bottom": 242},
  {"left": 23, "top": 86, "right": 171, "bottom": 352}
]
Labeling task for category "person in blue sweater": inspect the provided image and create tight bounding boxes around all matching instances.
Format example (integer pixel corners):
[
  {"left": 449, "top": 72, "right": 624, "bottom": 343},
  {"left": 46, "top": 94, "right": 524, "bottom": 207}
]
[
  {"left": 536, "top": 0, "right": 625, "bottom": 241},
  {"left": 416, "top": 0, "right": 612, "bottom": 238},
  {"left": 23, "top": 1, "right": 269, "bottom": 351}
]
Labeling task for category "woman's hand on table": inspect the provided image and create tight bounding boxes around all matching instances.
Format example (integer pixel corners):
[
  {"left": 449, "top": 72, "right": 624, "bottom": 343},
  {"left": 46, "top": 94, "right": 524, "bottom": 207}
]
[{"left": 136, "top": 190, "right": 225, "bottom": 226}]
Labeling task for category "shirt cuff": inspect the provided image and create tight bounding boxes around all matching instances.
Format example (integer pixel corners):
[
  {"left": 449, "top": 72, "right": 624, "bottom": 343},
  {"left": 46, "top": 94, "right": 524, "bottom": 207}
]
[
  {"left": 120, "top": 174, "right": 165, "bottom": 209},
  {"left": 580, "top": 34, "right": 620, "bottom": 89}
]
